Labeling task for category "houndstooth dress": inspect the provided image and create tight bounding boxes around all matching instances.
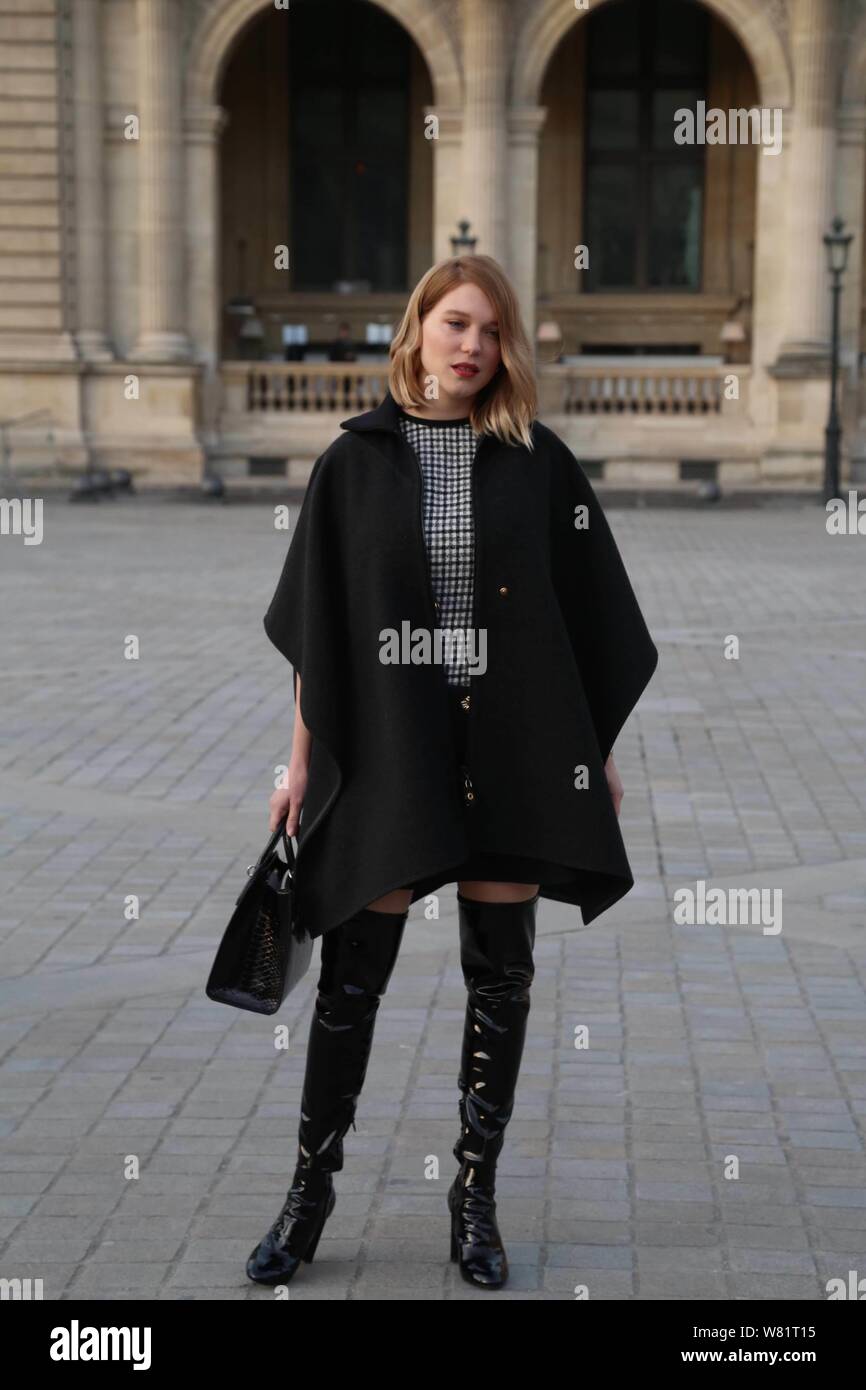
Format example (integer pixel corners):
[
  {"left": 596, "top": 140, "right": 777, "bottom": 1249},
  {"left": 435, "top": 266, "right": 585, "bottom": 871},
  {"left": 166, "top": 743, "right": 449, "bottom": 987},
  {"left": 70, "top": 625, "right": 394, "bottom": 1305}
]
[
  {"left": 397, "top": 405, "right": 582, "bottom": 890},
  {"left": 397, "top": 408, "right": 478, "bottom": 688}
]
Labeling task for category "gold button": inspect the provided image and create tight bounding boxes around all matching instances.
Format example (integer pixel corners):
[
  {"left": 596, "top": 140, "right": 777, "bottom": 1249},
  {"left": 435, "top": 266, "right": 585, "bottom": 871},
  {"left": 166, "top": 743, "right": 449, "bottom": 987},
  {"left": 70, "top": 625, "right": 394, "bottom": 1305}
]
[
  {"left": 498, "top": 585, "right": 509, "bottom": 597},
  {"left": 434, "top": 600, "right": 440, "bottom": 610},
  {"left": 460, "top": 695, "right": 471, "bottom": 711}
]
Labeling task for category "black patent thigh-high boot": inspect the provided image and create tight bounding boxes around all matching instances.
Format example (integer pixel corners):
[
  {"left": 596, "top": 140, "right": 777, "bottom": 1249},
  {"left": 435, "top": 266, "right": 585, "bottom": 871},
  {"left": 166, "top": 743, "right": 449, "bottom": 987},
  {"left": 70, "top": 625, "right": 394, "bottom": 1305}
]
[
  {"left": 245, "top": 905, "right": 408, "bottom": 1285},
  {"left": 448, "top": 891, "right": 538, "bottom": 1289}
]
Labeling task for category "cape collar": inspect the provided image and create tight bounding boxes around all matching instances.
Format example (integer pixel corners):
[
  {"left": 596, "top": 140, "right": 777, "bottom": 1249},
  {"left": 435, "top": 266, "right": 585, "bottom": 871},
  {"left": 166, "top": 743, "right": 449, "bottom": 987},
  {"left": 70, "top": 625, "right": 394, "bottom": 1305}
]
[
  {"left": 340, "top": 387, "right": 485, "bottom": 437},
  {"left": 339, "top": 386, "right": 535, "bottom": 462},
  {"left": 340, "top": 387, "right": 406, "bottom": 436}
]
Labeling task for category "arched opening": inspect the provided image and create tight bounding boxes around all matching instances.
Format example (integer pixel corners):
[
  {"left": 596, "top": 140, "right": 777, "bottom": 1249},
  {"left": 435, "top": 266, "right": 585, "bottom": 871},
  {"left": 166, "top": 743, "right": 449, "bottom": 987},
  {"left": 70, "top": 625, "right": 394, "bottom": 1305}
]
[
  {"left": 536, "top": 0, "right": 759, "bottom": 359},
  {"left": 217, "top": 0, "right": 433, "bottom": 362}
]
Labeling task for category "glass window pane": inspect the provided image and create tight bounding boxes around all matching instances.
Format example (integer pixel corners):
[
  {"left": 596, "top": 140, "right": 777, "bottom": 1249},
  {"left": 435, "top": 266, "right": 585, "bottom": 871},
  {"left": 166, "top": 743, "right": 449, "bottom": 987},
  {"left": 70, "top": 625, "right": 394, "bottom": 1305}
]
[
  {"left": 648, "top": 165, "right": 703, "bottom": 287},
  {"left": 356, "top": 9, "right": 410, "bottom": 78},
  {"left": 290, "top": 87, "right": 343, "bottom": 289},
  {"left": 652, "top": 88, "right": 702, "bottom": 150},
  {"left": 587, "top": 90, "right": 640, "bottom": 151},
  {"left": 653, "top": 0, "right": 708, "bottom": 76},
  {"left": 585, "top": 164, "right": 639, "bottom": 289},
  {"left": 355, "top": 89, "right": 408, "bottom": 291},
  {"left": 587, "top": 0, "right": 640, "bottom": 76},
  {"left": 583, "top": 0, "right": 708, "bottom": 291},
  {"left": 290, "top": 1, "right": 410, "bottom": 290}
]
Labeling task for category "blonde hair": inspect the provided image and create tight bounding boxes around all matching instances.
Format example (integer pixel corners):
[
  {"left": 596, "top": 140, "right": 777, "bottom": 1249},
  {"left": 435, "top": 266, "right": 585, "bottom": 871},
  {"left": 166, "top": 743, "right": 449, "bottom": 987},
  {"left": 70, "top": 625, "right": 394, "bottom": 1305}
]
[{"left": 388, "top": 254, "right": 537, "bottom": 450}]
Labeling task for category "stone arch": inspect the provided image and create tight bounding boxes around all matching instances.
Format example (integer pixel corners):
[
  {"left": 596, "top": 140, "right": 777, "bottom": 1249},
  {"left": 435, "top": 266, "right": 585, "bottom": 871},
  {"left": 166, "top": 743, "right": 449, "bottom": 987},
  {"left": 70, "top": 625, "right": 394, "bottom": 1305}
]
[
  {"left": 185, "top": 0, "right": 461, "bottom": 111},
  {"left": 512, "top": 0, "right": 793, "bottom": 110}
]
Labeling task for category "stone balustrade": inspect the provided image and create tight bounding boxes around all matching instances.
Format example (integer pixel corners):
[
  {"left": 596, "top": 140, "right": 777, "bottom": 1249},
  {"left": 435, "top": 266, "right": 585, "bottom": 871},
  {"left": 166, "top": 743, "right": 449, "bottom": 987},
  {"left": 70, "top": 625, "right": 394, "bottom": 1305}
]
[{"left": 221, "top": 360, "right": 748, "bottom": 420}]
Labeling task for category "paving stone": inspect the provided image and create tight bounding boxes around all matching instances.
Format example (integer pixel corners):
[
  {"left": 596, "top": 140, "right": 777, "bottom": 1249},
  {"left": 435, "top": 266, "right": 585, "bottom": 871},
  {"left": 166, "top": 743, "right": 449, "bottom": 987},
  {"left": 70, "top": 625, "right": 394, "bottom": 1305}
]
[{"left": 2, "top": 503, "right": 866, "bottom": 1301}]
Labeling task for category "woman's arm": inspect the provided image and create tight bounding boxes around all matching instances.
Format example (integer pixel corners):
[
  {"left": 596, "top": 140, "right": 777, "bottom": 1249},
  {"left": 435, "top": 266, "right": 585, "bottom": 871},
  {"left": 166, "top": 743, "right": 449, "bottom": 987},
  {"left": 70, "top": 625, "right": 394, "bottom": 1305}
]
[
  {"left": 268, "top": 673, "right": 311, "bottom": 834},
  {"left": 291, "top": 672, "right": 312, "bottom": 766},
  {"left": 604, "top": 752, "right": 623, "bottom": 818}
]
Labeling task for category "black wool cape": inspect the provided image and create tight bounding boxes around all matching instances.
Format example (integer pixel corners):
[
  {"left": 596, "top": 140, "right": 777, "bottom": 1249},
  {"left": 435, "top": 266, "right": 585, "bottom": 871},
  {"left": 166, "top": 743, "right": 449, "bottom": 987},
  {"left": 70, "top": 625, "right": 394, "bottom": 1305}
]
[{"left": 263, "top": 388, "right": 659, "bottom": 940}]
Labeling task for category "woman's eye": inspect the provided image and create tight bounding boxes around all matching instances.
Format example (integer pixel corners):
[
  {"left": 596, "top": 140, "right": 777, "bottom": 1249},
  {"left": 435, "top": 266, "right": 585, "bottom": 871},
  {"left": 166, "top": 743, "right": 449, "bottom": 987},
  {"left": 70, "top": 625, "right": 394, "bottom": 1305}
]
[{"left": 446, "top": 319, "right": 497, "bottom": 336}]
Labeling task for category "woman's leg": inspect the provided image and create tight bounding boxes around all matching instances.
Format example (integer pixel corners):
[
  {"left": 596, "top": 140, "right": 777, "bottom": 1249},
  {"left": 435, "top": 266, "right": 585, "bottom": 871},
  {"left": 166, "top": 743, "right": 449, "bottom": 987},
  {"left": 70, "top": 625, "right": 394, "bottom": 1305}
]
[
  {"left": 247, "top": 896, "right": 408, "bottom": 1285},
  {"left": 449, "top": 879, "right": 539, "bottom": 1288},
  {"left": 368, "top": 882, "right": 541, "bottom": 910},
  {"left": 457, "top": 880, "right": 539, "bottom": 902},
  {"left": 366, "top": 888, "right": 413, "bottom": 912}
]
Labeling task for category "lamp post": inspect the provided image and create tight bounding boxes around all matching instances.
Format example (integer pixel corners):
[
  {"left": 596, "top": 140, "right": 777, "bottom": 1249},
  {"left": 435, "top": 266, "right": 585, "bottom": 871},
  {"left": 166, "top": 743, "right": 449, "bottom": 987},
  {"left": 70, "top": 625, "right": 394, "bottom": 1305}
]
[
  {"left": 536, "top": 320, "right": 563, "bottom": 367},
  {"left": 822, "top": 216, "right": 854, "bottom": 504},
  {"left": 450, "top": 220, "right": 477, "bottom": 255}
]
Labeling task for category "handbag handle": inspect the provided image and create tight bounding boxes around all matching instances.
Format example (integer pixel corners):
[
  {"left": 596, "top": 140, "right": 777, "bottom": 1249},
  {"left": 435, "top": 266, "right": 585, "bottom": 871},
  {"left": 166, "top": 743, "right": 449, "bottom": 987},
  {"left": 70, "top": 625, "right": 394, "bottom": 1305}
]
[{"left": 246, "top": 820, "right": 296, "bottom": 880}]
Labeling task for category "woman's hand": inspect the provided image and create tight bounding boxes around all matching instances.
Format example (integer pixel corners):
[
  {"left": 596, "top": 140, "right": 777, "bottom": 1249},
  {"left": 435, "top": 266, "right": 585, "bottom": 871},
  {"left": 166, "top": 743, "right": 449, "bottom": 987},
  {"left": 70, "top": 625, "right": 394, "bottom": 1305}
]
[
  {"left": 604, "top": 752, "right": 623, "bottom": 818},
  {"left": 269, "top": 755, "right": 308, "bottom": 836}
]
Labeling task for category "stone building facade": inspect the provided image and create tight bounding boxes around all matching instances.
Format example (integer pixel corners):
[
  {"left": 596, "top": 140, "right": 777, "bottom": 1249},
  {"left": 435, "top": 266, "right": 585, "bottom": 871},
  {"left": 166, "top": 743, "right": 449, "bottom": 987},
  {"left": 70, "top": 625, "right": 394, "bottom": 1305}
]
[{"left": 1, "top": 0, "right": 866, "bottom": 488}]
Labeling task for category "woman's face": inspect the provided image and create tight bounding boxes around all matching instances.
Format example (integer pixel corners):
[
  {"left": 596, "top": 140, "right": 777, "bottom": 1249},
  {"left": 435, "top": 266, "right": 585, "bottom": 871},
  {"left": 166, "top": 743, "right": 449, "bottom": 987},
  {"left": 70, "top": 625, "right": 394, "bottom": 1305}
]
[{"left": 417, "top": 283, "right": 502, "bottom": 414}]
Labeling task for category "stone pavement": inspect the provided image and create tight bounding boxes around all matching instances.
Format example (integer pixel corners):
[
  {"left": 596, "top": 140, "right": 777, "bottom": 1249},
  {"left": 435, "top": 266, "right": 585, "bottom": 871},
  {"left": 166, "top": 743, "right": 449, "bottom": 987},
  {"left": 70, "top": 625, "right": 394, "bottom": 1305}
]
[{"left": 1, "top": 496, "right": 865, "bottom": 1301}]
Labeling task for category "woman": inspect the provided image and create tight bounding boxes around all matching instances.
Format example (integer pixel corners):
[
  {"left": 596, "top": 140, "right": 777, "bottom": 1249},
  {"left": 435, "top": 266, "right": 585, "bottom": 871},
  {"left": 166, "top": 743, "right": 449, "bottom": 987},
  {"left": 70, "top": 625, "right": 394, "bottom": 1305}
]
[{"left": 247, "top": 254, "right": 658, "bottom": 1291}]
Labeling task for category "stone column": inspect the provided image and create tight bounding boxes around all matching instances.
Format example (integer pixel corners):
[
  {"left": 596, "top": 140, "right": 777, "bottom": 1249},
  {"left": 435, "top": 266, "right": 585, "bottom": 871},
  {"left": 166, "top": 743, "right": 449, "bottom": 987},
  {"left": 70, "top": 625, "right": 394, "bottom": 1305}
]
[
  {"left": 506, "top": 106, "right": 547, "bottom": 345},
  {"left": 461, "top": 0, "right": 508, "bottom": 262},
  {"left": 749, "top": 112, "right": 790, "bottom": 421},
  {"left": 72, "top": 0, "right": 113, "bottom": 359},
  {"left": 835, "top": 103, "right": 866, "bottom": 477},
  {"left": 185, "top": 104, "right": 229, "bottom": 449},
  {"left": 131, "top": 0, "right": 190, "bottom": 361},
  {"left": 185, "top": 104, "right": 228, "bottom": 368},
  {"left": 427, "top": 107, "right": 464, "bottom": 261},
  {"left": 776, "top": 0, "right": 839, "bottom": 365}
]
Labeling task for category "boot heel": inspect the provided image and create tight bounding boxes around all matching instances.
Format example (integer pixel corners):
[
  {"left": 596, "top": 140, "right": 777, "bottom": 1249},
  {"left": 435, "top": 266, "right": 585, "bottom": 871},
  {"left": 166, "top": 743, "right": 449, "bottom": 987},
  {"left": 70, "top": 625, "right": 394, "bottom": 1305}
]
[{"left": 303, "top": 1187, "right": 336, "bottom": 1264}]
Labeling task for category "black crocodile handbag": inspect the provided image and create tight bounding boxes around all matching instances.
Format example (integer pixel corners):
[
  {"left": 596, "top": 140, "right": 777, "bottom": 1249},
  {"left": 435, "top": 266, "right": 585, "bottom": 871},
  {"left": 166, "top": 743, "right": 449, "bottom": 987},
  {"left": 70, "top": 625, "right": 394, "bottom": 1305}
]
[{"left": 205, "top": 822, "right": 313, "bottom": 1014}]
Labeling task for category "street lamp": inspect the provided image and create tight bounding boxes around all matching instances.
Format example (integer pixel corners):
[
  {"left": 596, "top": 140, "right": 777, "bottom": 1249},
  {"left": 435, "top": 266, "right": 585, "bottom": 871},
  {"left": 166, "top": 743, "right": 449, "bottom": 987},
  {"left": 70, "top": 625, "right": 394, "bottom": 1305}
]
[
  {"left": 822, "top": 215, "right": 854, "bottom": 503},
  {"left": 536, "top": 319, "right": 563, "bottom": 366},
  {"left": 450, "top": 220, "right": 477, "bottom": 255}
]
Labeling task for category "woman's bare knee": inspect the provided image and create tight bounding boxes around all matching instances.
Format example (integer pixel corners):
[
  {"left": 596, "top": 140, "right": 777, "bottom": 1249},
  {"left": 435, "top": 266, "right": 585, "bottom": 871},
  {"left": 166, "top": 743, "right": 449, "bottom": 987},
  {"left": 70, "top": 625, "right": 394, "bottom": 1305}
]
[
  {"left": 458, "top": 880, "right": 539, "bottom": 903},
  {"left": 366, "top": 888, "right": 413, "bottom": 913}
]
